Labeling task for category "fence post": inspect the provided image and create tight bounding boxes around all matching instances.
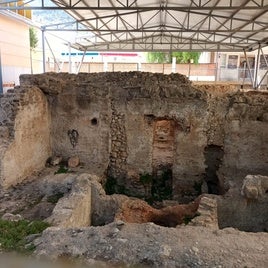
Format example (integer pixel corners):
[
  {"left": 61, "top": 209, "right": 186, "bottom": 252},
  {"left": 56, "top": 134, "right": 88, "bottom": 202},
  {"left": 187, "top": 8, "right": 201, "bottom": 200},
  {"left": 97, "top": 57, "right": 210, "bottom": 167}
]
[
  {"left": 137, "top": 62, "right": 142, "bottom": 71},
  {"left": 215, "top": 52, "right": 220, "bottom": 82},
  {"left": 172, "top": 57, "right": 176, "bottom": 73}
]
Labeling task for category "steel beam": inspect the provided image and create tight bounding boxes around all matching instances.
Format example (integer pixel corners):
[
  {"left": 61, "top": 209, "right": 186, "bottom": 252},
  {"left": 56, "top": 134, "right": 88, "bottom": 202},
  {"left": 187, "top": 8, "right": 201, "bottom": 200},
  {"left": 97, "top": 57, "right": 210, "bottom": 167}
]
[
  {"left": 243, "top": 49, "right": 254, "bottom": 87},
  {"left": 256, "top": 48, "right": 268, "bottom": 88},
  {"left": 254, "top": 43, "right": 261, "bottom": 88},
  {"left": 45, "top": 37, "right": 61, "bottom": 72},
  {"left": 76, "top": 49, "right": 86, "bottom": 74},
  {"left": 1, "top": 4, "right": 267, "bottom": 11},
  {"left": 1, "top": 0, "right": 267, "bottom": 53}
]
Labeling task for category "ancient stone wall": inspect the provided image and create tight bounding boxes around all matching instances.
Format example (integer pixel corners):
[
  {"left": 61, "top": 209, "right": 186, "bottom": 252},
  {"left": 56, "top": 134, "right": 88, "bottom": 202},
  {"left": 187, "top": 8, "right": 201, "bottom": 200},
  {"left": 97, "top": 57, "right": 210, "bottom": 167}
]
[
  {"left": 0, "top": 86, "right": 51, "bottom": 188},
  {"left": 20, "top": 73, "right": 112, "bottom": 178},
  {"left": 116, "top": 73, "right": 209, "bottom": 201},
  {"left": 46, "top": 173, "right": 92, "bottom": 228},
  {"left": 1, "top": 72, "right": 266, "bottom": 203},
  {"left": 223, "top": 92, "right": 268, "bottom": 176}
]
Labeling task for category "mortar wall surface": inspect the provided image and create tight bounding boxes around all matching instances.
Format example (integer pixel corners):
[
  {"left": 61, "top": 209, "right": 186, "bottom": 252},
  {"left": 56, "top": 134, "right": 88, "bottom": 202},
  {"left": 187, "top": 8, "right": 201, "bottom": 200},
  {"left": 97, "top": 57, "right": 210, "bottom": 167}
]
[
  {"left": 0, "top": 86, "right": 51, "bottom": 187},
  {"left": 1, "top": 72, "right": 266, "bottom": 201}
]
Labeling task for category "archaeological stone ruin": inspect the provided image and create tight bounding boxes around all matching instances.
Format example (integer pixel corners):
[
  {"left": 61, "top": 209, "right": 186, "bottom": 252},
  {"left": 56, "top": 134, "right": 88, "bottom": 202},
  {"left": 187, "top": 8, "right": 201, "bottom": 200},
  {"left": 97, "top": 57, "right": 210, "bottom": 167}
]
[{"left": 0, "top": 72, "right": 268, "bottom": 265}]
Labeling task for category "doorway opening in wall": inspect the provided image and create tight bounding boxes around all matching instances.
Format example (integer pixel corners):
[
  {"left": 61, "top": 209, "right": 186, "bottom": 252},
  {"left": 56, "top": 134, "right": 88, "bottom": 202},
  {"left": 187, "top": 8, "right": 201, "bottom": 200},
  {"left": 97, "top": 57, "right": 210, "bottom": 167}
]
[
  {"left": 204, "top": 145, "right": 224, "bottom": 194},
  {"left": 151, "top": 165, "right": 173, "bottom": 203},
  {"left": 151, "top": 119, "right": 176, "bottom": 205}
]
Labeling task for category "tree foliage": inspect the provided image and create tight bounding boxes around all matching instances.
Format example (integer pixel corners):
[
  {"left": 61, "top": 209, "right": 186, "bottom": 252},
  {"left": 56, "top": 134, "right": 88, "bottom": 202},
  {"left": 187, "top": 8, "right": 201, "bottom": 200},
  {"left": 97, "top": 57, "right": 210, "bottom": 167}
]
[
  {"left": 172, "top": 52, "right": 201, "bottom": 64},
  {"left": 146, "top": 51, "right": 201, "bottom": 64},
  {"left": 146, "top": 52, "right": 170, "bottom": 63},
  {"left": 29, "top": 27, "right": 38, "bottom": 50}
]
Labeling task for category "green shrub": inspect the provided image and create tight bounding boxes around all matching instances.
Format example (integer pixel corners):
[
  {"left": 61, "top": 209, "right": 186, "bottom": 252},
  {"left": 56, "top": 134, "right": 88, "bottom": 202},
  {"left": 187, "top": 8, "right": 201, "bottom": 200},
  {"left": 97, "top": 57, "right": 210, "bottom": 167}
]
[
  {"left": 151, "top": 169, "right": 173, "bottom": 202},
  {"left": 0, "top": 219, "right": 50, "bottom": 253},
  {"left": 54, "top": 165, "right": 69, "bottom": 174}
]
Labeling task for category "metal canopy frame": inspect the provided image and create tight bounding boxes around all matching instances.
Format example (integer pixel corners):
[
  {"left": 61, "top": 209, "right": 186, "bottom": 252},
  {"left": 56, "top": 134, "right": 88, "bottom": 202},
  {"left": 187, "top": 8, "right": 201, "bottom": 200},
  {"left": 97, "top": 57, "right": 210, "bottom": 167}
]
[
  {"left": 1, "top": 0, "right": 268, "bottom": 88},
  {"left": 1, "top": 0, "right": 267, "bottom": 52}
]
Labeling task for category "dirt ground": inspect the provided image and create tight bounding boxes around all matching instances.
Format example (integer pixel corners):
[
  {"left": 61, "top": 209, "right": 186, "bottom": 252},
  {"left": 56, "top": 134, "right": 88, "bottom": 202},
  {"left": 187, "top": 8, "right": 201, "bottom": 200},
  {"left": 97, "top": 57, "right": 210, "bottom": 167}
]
[
  {"left": 0, "top": 166, "right": 88, "bottom": 220},
  {"left": 0, "top": 168, "right": 58, "bottom": 221},
  {"left": 0, "top": 168, "right": 267, "bottom": 268}
]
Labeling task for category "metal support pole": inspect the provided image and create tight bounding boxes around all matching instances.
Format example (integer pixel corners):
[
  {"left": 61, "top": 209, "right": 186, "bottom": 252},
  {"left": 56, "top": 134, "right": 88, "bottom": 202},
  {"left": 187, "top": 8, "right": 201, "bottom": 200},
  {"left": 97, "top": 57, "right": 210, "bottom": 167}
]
[
  {"left": 215, "top": 52, "right": 219, "bottom": 82},
  {"left": 257, "top": 69, "right": 268, "bottom": 88},
  {"left": 137, "top": 62, "right": 141, "bottom": 71},
  {"left": 41, "top": 28, "right": 46, "bottom": 73},
  {"left": 45, "top": 37, "right": 61, "bottom": 72},
  {"left": 241, "top": 61, "right": 246, "bottom": 89},
  {"left": 254, "top": 43, "right": 261, "bottom": 89},
  {"left": 261, "top": 48, "right": 268, "bottom": 67},
  {"left": 243, "top": 49, "right": 254, "bottom": 87},
  {"left": 0, "top": 49, "right": 3, "bottom": 94},
  {"left": 68, "top": 43, "right": 72, "bottom": 73},
  {"left": 172, "top": 57, "right": 176, "bottom": 73},
  {"left": 59, "top": 61, "right": 64, "bottom": 72},
  {"left": 188, "top": 59, "right": 192, "bottom": 78},
  {"left": 256, "top": 48, "right": 268, "bottom": 89},
  {"left": 76, "top": 49, "right": 86, "bottom": 74}
]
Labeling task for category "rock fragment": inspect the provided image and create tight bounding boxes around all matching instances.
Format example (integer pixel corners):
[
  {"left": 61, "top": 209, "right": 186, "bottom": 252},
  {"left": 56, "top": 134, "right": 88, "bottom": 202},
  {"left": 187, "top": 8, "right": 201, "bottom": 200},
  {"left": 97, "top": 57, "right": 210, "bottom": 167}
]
[{"left": 68, "top": 156, "right": 80, "bottom": 168}]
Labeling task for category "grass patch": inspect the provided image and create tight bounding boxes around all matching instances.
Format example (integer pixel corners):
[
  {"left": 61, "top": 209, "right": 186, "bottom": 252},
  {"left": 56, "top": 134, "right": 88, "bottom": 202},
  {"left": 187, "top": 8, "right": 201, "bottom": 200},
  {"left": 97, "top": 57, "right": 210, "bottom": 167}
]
[
  {"left": 54, "top": 165, "right": 69, "bottom": 174},
  {"left": 151, "top": 169, "right": 173, "bottom": 202},
  {"left": 0, "top": 219, "right": 50, "bottom": 253}
]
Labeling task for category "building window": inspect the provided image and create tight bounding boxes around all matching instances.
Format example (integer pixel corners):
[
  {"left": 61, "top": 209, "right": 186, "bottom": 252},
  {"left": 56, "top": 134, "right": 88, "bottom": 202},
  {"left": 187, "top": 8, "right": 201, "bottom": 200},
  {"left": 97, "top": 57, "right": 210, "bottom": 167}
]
[{"left": 227, "top": 55, "right": 238, "bottom": 69}]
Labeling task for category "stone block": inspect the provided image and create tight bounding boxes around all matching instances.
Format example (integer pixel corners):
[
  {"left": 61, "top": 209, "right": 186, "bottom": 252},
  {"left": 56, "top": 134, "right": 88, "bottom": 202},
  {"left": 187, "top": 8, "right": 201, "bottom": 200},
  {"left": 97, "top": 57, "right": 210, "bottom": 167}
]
[
  {"left": 68, "top": 156, "right": 80, "bottom": 168},
  {"left": 46, "top": 174, "right": 92, "bottom": 228},
  {"left": 241, "top": 175, "right": 268, "bottom": 200}
]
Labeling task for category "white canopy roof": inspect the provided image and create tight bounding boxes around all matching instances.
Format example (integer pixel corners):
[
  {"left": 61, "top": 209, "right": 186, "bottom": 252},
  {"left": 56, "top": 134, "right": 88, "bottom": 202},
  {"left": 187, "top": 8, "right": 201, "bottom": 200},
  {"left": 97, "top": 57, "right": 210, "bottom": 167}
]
[{"left": 1, "top": 0, "right": 268, "bottom": 52}]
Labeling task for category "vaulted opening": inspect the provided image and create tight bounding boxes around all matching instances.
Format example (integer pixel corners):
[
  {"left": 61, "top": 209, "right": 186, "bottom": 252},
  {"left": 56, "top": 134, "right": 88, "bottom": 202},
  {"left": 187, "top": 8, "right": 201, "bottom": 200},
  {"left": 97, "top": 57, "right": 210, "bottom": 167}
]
[{"left": 151, "top": 119, "right": 175, "bottom": 202}]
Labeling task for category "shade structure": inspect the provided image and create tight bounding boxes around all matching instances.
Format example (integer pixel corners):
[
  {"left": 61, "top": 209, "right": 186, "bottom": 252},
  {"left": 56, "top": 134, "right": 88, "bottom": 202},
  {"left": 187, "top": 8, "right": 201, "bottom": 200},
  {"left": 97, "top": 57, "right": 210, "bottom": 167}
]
[{"left": 0, "top": 0, "right": 267, "bottom": 52}]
